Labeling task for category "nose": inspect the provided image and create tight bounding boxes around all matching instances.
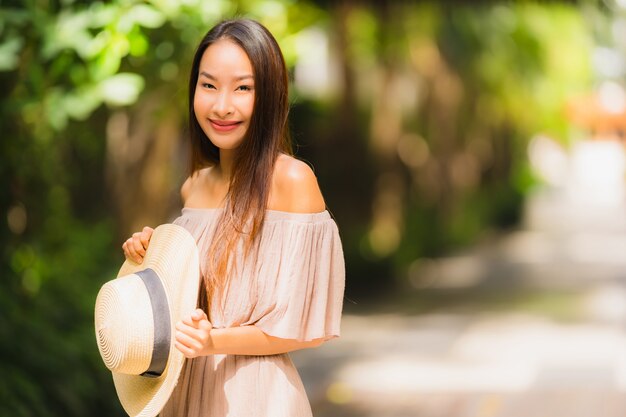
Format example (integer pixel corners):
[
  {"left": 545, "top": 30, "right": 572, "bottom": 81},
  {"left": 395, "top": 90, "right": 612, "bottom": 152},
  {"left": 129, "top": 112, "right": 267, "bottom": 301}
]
[{"left": 212, "top": 91, "right": 234, "bottom": 118}]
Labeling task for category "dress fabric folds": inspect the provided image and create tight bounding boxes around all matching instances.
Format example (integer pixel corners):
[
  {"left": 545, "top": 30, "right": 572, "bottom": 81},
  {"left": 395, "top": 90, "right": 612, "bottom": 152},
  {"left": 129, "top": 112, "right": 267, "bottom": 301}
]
[{"left": 159, "top": 207, "right": 345, "bottom": 417}]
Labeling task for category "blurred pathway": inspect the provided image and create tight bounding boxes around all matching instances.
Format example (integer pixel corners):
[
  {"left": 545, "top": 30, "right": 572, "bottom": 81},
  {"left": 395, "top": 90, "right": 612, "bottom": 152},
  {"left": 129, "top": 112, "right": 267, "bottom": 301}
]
[{"left": 292, "top": 140, "right": 626, "bottom": 417}]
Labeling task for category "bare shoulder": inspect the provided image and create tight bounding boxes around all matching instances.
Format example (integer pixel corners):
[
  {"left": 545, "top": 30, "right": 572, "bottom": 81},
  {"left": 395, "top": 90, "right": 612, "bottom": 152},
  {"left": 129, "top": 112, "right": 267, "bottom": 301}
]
[
  {"left": 180, "top": 167, "right": 212, "bottom": 205},
  {"left": 270, "top": 154, "right": 326, "bottom": 213}
]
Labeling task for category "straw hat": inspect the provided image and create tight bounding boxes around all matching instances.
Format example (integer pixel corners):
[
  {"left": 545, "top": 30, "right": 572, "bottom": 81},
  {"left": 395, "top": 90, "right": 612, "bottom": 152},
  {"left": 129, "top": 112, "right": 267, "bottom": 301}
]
[{"left": 95, "top": 224, "right": 200, "bottom": 417}]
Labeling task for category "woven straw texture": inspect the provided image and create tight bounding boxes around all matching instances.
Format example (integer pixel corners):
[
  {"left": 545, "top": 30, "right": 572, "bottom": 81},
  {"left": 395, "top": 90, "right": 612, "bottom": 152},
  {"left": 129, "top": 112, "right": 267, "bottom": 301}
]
[{"left": 95, "top": 223, "right": 200, "bottom": 417}]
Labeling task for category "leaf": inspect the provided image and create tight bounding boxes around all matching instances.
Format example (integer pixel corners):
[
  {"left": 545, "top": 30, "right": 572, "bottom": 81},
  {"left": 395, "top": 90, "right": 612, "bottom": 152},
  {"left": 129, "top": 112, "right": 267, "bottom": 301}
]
[
  {"left": 45, "top": 88, "right": 69, "bottom": 131},
  {"left": 130, "top": 4, "right": 166, "bottom": 29},
  {"left": 98, "top": 73, "right": 145, "bottom": 106},
  {"left": 64, "top": 86, "right": 102, "bottom": 120},
  {"left": 89, "top": 33, "right": 128, "bottom": 80},
  {"left": 42, "top": 10, "right": 93, "bottom": 60},
  {"left": 128, "top": 29, "right": 149, "bottom": 57},
  {"left": 0, "top": 37, "right": 23, "bottom": 71}
]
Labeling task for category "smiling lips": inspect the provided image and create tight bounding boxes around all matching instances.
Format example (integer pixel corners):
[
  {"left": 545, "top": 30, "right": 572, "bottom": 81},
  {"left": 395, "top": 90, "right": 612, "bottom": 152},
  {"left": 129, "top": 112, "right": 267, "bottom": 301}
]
[{"left": 209, "top": 119, "right": 242, "bottom": 132}]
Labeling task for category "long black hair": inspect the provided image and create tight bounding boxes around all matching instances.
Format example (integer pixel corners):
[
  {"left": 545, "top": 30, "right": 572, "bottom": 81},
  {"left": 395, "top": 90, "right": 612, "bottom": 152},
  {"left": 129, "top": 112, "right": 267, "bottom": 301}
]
[{"left": 187, "top": 19, "right": 292, "bottom": 305}]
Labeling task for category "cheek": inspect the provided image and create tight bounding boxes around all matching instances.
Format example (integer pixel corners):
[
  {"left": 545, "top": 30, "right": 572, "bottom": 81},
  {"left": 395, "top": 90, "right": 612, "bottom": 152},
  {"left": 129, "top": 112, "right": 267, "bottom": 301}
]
[
  {"left": 243, "top": 95, "right": 255, "bottom": 119},
  {"left": 193, "top": 90, "right": 206, "bottom": 116}
]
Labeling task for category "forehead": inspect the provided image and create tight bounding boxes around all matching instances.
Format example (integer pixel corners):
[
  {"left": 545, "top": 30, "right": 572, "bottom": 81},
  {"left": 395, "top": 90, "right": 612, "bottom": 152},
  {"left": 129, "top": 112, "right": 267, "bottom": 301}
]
[{"left": 198, "top": 38, "right": 253, "bottom": 77}]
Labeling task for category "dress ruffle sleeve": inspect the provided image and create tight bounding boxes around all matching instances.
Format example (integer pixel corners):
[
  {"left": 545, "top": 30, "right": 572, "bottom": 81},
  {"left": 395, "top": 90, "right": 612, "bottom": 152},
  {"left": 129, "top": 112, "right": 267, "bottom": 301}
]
[
  {"left": 243, "top": 211, "right": 345, "bottom": 342},
  {"left": 172, "top": 208, "right": 345, "bottom": 343}
]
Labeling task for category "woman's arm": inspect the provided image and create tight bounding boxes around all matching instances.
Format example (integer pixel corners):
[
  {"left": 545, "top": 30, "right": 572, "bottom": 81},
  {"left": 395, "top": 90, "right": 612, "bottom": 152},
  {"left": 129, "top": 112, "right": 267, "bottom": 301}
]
[
  {"left": 204, "top": 325, "right": 324, "bottom": 356},
  {"left": 175, "top": 309, "right": 324, "bottom": 358}
]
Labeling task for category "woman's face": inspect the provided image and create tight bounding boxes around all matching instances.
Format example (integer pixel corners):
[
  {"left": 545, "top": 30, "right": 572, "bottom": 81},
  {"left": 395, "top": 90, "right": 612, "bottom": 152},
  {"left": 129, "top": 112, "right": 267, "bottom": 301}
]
[{"left": 194, "top": 39, "right": 255, "bottom": 151}]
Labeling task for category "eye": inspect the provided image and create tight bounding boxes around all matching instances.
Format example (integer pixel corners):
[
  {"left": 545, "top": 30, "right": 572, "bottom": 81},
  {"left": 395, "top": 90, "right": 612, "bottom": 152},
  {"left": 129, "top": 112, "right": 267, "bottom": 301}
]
[
  {"left": 237, "top": 85, "right": 253, "bottom": 92},
  {"left": 200, "top": 82, "right": 216, "bottom": 89}
]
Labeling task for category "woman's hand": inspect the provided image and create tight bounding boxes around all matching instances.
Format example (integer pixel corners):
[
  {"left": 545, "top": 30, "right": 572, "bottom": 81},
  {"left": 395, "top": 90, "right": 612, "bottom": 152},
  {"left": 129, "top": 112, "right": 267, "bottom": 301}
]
[
  {"left": 175, "top": 309, "right": 213, "bottom": 358},
  {"left": 122, "top": 226, "right": 154, "bottom": 264}
]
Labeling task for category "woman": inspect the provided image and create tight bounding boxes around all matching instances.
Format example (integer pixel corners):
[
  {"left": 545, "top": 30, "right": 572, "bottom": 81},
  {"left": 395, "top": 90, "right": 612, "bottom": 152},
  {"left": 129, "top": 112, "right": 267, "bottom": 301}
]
[{"left": 122, "top": 19, "right": 345, "bottom": 417}]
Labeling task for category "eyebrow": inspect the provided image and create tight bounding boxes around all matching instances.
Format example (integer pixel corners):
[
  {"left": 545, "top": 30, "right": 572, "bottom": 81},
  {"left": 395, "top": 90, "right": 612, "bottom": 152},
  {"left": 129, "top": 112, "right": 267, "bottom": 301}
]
[{"left": 199, "top": 71, "right": 254, "bottom": 82}]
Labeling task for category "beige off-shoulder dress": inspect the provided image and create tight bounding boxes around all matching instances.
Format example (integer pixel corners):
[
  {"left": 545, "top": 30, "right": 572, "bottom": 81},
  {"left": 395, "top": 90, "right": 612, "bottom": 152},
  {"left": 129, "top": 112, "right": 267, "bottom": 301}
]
[{"left": 160, "top": 207, "right": 345, "bottom": 417}]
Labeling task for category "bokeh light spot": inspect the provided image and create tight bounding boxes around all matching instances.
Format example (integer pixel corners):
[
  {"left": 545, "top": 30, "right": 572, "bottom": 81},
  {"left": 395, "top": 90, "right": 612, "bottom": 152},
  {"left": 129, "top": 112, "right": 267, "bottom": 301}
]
[
  {"left": 326, "top": 381, "right": 353, "bottom": 405},
  {"left": 7, "top": 203, "right": 27, "bottom": 235}
]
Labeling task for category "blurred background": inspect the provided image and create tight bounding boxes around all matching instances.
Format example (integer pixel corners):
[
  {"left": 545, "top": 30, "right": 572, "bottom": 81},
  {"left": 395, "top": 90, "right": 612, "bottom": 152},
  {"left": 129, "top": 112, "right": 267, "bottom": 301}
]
[{"left": 3, "top": 0, "right": 626, "bottom": 416}]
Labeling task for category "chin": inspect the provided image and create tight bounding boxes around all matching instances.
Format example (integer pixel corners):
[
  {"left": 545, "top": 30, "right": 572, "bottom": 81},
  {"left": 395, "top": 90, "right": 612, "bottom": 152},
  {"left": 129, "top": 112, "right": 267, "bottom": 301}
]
[{"left": 205, "top": 137, "right": 244, "bottom": 150}]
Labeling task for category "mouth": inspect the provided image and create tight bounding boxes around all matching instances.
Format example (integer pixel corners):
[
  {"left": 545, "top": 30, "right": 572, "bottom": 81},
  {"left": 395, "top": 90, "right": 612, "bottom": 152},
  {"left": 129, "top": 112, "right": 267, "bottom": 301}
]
[{"left": 209, "top": 119, "right": 242, "bottom": 132}]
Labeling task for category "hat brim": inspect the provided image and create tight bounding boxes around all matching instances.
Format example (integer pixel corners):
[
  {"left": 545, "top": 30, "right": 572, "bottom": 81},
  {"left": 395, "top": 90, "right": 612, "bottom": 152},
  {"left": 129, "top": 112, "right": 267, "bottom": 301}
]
[{"left": 110, "top": 224, "right": 199, "bottom": 417}]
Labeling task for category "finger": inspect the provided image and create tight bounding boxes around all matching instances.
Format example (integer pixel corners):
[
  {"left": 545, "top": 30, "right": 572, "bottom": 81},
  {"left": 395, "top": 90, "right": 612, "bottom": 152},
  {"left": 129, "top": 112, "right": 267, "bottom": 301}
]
[
  {"left": 140, "top": 227, "right": 153, "bottom": 249},
  {"left": 198, "top": 319, "right": 212, "bottom": 331},
  {"left": 191, "top": 309, "right": 207, "bottom": 322},
  {"left": 181, "top": 316, "right": 197, "bottom": 327},
  {"left": 124, "top": 237, "right": 142, "bottom": 264},
  {"left": 176, "top": 322, "right": 211, "bottom": 349},
  {"left": 176, "top": 321, "right": 201, "bottom": 337},
  {"left": 132, "top": 233, "right": 147, "bottom": 256},
  {"left": 176, "top": 321, "right": 189, "bottom": 332},
  {"left": 181, "top": 316, "right": 211, "bottom": 330},
  {"left": 175, "top": 341, "right": 197, "bottom": 359},
  {"left": 175, "top": 330, "right": 203, "bottom": 352}
]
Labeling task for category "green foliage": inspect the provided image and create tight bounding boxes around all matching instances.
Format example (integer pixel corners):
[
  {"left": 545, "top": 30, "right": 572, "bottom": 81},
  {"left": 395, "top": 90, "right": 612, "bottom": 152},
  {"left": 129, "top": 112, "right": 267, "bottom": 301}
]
[
  {"left": 310, "top": 2, "right": 593, "bottom": 289},
  {"left": 0, "top": 0, "right": 602, "bottom": 415},
  {"left": 1, "top": 0, "right": 325, "bottom": 415},
  {"left": 1, "top": 220, "right": 120, "bottom": 417}
]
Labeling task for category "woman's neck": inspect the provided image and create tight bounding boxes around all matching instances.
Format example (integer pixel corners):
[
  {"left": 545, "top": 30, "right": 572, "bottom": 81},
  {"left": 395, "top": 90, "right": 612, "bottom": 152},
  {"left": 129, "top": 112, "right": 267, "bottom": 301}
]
[{"left": 218, "top": 149, "right": 235, "bottom": 182}]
